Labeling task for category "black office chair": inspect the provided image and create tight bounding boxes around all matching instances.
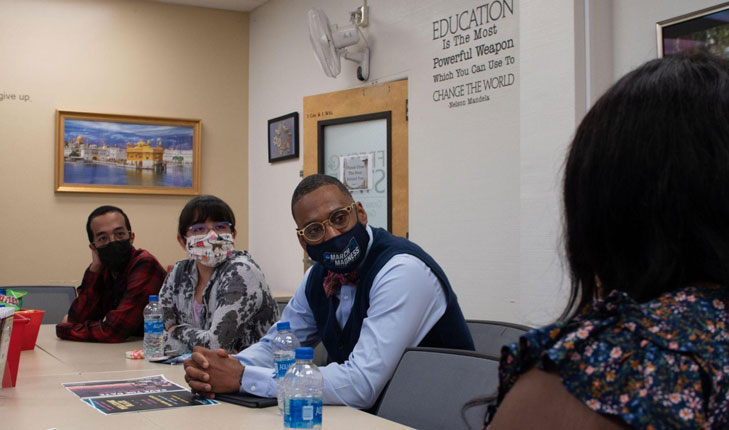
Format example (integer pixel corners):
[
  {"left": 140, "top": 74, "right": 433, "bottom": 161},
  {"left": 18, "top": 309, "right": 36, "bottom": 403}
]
[
  {"left": 275, "top": 296, "right": 290, "bottom": 316},
  {"left": 466, "top": 319, "right": 531, "bottom": 357},
  {"left": 376, "top": 347, "right": 500, "bottom": 430},
  {"left": 3, "top": 285, "right": 76, "bottom": 324}
]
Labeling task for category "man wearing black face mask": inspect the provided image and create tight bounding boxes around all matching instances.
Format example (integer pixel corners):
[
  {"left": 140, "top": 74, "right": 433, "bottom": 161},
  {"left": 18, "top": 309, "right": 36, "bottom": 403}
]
[
  {"left": 56, "top": 206, "right": 167, "bottom": 343},
  {"left": 184, "top": 175, "right": 474, "bottom": 410}
]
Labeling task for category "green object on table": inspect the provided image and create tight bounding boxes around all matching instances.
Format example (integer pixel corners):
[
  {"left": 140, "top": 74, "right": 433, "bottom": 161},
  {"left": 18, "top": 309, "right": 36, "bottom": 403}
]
[{"left": 0, "top": 289, "right": 27, "bottom": 310}]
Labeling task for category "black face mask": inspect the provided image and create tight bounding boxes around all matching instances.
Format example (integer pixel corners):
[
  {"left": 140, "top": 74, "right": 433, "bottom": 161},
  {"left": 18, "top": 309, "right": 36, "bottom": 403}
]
[
  {"left": 96, "top": 239, "right": 133, "bottom": 272},
  {"left": 306, "top": 222, "right": 369, "bottom": 273}
]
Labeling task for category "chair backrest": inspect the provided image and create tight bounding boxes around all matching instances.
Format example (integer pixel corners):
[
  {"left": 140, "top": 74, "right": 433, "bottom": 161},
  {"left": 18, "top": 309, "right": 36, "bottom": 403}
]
[
  {"left": 274, "top": 296, "right": 328, "bottom": 366},
  {"left": 275, "top": 296, "right": 290, "bottom": 316},
  {"left": 312, "top": 340, "right": 328, "bottom": 367},
  {"left": 4, "top": 286, "right": 76, "bottom": 324},
  {"left": 467, "top": 319, "right": 530, "bottom": 357},
  {"left": 376, "top": 347, "right": 499, "bottom": 430}
]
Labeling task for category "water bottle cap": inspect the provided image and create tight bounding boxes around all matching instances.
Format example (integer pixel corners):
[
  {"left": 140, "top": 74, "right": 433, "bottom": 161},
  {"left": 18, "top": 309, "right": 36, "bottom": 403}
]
[
  {"left": 276, "top": 321, "right": 291, "bottom": 331},
  {"left": 149, "top": 295, "right": 159, "bottom": 302},
  {"left": 295, "top": 347, "right": 314, "bottom": 360}
]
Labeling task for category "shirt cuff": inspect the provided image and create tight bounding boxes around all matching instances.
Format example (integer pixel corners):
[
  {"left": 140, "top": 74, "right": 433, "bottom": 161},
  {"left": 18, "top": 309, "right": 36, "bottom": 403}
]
[
  {"left": 239, "top": 365, "right": 276, "bottom": 398},
  {"left": 55, "top": 322, "right": 72, "bottom": 339}
]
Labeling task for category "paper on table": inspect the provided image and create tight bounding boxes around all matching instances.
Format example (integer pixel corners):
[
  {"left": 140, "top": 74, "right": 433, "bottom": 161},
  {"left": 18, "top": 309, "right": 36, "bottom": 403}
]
[{"left": 62, "top": 374, "right": 217, "bottom": 414}]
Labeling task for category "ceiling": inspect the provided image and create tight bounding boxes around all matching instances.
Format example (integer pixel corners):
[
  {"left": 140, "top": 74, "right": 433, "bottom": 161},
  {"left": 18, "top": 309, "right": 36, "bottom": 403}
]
[{"left": 147, "top": 0, "right": 269, "bottom": 12}]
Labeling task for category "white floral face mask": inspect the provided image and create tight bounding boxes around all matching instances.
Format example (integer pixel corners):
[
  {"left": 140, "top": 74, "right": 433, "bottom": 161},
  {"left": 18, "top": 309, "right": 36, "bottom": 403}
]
[{"left": 186, "top": 231, "right": 235, "bottom": 267}]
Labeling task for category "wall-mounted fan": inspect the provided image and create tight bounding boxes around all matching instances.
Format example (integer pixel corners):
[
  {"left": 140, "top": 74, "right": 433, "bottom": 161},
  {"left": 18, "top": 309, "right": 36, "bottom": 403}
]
[{"left": 307, "top": 3, "right": 370, "bottom": 81}]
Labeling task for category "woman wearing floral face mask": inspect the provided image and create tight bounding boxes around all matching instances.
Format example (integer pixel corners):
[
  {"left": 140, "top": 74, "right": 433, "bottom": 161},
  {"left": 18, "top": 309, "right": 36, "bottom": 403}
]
[{"left": 159, "top": 195, "right": 279, "bottom": 355}]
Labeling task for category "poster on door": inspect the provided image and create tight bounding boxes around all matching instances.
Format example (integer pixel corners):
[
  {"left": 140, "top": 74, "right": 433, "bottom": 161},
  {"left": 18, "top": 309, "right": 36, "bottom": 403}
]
[{"left": 340, "top": 154, "right": 373, "bottom": 191}]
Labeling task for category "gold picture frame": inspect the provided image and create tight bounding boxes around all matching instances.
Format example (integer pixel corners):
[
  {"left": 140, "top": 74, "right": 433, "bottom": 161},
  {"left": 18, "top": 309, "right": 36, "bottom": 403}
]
[{"left": 55, "top": 110, "right": 201, "bottom": 195}]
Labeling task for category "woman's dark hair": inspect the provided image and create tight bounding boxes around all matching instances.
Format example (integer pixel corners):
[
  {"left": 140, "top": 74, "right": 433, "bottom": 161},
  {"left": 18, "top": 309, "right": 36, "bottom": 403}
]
[
  {"left": 562, "top": 53, "right": 729, "bottom": 317},
  {"left": 178, "top": 195, "right": 235, "bottom": 237}
]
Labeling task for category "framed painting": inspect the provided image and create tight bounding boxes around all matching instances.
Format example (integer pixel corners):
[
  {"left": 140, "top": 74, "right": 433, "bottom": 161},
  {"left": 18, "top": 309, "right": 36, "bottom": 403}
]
[
  {"left": 55, "top": 111, "right": 201, "bottom": 195},
  {"left": 268, "top": 112, "right": 299, "bottom": 162},
  {"left": 657, "top": 2, "right": 729, "bottom": 57}
]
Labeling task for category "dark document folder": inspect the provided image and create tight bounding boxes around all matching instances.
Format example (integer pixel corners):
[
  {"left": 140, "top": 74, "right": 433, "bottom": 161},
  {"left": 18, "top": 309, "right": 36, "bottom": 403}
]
[{"left": 215, "top": 392, "right": 278, "bottom": 408}]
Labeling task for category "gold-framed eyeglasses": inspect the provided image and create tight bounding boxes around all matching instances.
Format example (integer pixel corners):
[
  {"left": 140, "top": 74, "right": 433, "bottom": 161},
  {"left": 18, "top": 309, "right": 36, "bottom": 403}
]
[
  {"left": 187, "top": 222, "right": 233, "bottom": 236},
  {"left": 296, "top": 203, "right": 356, "bottom": 243},
  {"left": 94, "top": 229, "right": 131, "bottom": 247}
]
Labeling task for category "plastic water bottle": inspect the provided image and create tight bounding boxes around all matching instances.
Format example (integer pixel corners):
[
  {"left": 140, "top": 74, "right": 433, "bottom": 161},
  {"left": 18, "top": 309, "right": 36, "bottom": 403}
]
[
  {"left": 143, "top": 295, "right": 164, "bottom": 360},
  {"left": 283, "top": 347, "right": 323, "bottom": 430},
  {"left": 272, "top": 321, "right": 300, "bottom": 414}
]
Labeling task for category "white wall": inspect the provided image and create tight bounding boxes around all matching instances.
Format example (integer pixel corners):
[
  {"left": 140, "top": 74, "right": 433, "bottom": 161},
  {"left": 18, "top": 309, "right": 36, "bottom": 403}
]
[
  {"left": 518, "top": 0, "right": 580, "bottom": 325},
  {"left": 248, "top": 0, "right": 579, "bottom": 324},
  {"left": 519, "top": 0, "right": 728, "bottom": 323},
  {"left": 248, "top": 0, "right": 362, "bottom": 300},
  {"left": 612, "top": 0, "right": 724, "bottom": 77},
  {"left": 409, "top": 0, "right": 522, "bottom": 322},
  {"left": 248, "top": 0, "right": 725, "bottom": 324}
]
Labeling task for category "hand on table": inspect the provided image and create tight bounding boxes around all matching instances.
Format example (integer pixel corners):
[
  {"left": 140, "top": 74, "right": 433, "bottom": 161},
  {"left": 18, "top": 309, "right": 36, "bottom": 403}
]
[{"left": 184, "top": 346, "right": 244, "bottom": 398}]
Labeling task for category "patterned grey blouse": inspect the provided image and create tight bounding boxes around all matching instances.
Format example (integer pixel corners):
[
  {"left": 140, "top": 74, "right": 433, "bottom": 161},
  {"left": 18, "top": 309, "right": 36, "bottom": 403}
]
[{"left": 159, "top": 250, "right": 279, "bottom": 354}]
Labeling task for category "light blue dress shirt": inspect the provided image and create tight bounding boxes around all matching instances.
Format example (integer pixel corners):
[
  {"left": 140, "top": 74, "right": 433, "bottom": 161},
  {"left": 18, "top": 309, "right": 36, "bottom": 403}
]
[{"left": 234, "top": 225, "right": 447, "bottom": 409}]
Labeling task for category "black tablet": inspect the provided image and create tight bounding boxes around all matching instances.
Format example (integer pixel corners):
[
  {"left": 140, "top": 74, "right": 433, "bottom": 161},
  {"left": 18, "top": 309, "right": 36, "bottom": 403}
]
[{"left": 215, "top": 392, "right": 278, "bottom": 408}]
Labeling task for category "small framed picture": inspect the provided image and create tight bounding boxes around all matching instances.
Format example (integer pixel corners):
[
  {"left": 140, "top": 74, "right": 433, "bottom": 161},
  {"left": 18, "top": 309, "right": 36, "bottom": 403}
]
[
  {"left": 268, "top": 112, "right": 299, "bottom": 162},
  {"left": 56, "top": 110, "right": 201, "bottom": 195},
  {"left": 657, "top": 2, "right": 729, "bottom": 57}
]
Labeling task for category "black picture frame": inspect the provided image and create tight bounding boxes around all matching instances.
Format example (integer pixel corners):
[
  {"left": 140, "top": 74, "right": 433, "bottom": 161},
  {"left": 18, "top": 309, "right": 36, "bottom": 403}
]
[
  {"left": 268, "top": 112, "right": 299, "bottom": 162},
  {"left": 657, "top": 2, "right": 729, "bottom": 58}
]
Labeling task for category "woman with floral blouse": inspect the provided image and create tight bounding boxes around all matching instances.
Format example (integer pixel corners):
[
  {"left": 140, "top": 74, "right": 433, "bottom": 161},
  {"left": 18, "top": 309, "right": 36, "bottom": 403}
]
[
  {"left": 487, "top": 54, "right": 729, "bottom": 429},
  {"left": 159, "top": 195, "right": 279, "bottom": 355}
]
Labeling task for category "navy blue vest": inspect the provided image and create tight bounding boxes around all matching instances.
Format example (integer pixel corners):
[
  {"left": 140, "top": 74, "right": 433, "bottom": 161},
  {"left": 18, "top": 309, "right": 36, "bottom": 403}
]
[{"left": 305, "top": 227, "right": 475, "bottom": 364}]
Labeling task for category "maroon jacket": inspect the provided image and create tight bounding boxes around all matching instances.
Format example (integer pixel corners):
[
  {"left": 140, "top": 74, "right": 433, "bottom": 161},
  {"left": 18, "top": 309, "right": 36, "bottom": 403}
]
[{"left": 56, "top": 248, "right": 166, "bottom": 343}]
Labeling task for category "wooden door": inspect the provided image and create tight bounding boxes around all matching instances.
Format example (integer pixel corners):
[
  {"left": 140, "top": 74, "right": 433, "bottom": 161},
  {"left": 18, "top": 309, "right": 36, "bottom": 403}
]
[{"left": 303, "top": 79, "right": 409, "bottom": 238}]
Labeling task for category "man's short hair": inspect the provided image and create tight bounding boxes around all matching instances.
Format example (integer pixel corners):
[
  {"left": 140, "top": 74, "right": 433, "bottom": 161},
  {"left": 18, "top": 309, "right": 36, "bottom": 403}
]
[
  {"left": 291, "top": 174, "right": 353, "bottom": 216},
  {"left": 86, "top": 206, "right": 132, "bottom": 243}
]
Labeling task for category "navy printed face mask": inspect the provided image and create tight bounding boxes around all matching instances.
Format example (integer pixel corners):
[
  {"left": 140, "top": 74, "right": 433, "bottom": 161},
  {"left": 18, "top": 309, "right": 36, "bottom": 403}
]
[{"left": 306, "top": 222, "right": 369, "bottom": 273}]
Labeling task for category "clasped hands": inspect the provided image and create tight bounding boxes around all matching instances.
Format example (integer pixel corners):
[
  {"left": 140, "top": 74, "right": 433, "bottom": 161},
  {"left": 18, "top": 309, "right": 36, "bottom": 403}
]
[{"left": 183, "top": 346, "right": 245, "bottom": 398}]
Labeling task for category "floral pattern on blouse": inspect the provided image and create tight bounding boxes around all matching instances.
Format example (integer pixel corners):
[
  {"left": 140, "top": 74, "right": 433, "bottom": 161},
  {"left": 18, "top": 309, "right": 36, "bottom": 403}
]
[
  {"left": 159, "top": 250, "right": 279, "bottom": 354},
  {"left": 493, "top": 286, "right": 729, "bottom": 430}
]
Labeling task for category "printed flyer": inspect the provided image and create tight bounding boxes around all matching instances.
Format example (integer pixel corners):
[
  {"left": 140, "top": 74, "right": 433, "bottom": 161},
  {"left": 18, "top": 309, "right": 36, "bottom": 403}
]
[{"left": 62, "top": 374, "right": 217, "bottom": 415}]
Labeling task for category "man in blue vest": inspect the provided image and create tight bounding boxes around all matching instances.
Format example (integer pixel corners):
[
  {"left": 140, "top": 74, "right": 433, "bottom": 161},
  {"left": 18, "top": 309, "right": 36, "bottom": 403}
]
[{"left": 183, "top": 174, "right": 474, "bottom": 409}]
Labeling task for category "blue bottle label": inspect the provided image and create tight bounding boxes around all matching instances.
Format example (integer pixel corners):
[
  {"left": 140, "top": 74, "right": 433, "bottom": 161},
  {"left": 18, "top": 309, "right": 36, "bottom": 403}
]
[
  {"left": 144, "top": 320, "right": 163, "bottom": 335},
  {"left": 314, "top": 400, "right": 322, "bottom": 426},
  {"left": 276, "top": 358, "right": 295, "bottom": 378},
  {"left": 285, "top": 397, "right": 322, "bottom": 428}
]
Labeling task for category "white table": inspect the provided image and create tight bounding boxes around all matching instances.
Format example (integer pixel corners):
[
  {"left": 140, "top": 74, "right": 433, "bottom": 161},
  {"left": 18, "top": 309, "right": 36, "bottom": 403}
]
[{"left": 0, "top": 325, "right": 412, "bottom": 429}]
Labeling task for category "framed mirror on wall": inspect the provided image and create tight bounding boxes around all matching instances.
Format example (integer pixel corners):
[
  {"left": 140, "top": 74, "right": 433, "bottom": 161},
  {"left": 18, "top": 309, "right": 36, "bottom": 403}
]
[{"left": 317, "top": 112, "right": 392, "bottom": 231}]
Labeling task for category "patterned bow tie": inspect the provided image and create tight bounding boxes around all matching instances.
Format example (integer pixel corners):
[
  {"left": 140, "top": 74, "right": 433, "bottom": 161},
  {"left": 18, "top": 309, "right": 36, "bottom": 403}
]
[{"left": 323, "top": 271, "right": 360, "bottom": 297}]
